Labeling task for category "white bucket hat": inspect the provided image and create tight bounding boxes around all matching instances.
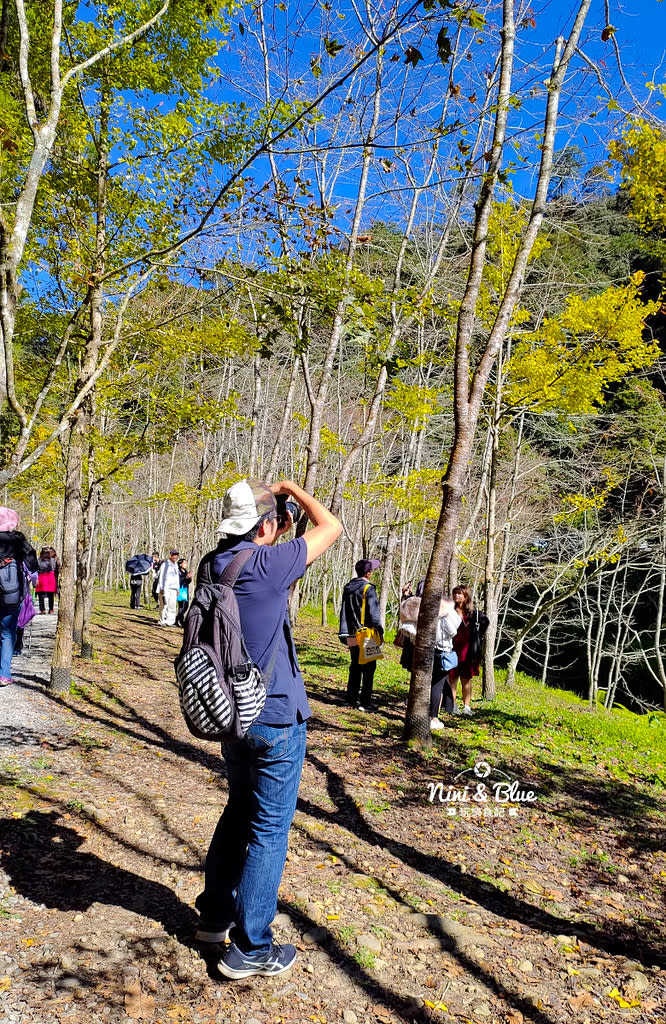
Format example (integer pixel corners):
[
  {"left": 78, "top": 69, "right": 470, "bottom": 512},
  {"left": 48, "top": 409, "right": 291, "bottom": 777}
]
[{"left": 216, "top": 479, "right": 277, "bottom": 537}]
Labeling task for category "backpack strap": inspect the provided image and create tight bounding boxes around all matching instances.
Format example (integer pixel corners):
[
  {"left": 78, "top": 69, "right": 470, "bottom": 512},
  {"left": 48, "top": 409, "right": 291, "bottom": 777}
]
[
  {"left": 360, "top": 584, "right": 369, "bottom": 627},
  {"left": 219, "top": 547, "right": 257, "bottom": 587},
  {"left": 219, "top": 546, "right": 280, "bottom": 688}
]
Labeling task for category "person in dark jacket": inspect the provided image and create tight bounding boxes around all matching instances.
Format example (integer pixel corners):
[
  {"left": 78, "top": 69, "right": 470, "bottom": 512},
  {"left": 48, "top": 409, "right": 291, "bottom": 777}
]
[
  {"left": 129, "top": 572, "right": 144, "bottom": 609},
  {"left": 0, "top": 507, "right": 38, "bottom": 686},
  {"left": 338, "top": 558, "right": 383, "bottom": 711},
  {"left": 450, "top": 585, "right": 490, "bottom": 715},
  {"left": 175, "top": 557, "right": 193, "bottom": 627}
]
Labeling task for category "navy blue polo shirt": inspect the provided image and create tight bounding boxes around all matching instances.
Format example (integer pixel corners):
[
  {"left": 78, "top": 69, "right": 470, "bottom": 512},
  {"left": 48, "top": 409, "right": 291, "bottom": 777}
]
[{"left": 213, "top": 537, "right": 309, "bottom": 726}]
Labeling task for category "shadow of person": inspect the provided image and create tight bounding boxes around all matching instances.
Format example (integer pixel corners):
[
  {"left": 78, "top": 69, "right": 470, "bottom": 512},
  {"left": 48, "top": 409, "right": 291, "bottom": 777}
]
[{"left": 0, "top": 811, "right": 197, "bottom": 941}]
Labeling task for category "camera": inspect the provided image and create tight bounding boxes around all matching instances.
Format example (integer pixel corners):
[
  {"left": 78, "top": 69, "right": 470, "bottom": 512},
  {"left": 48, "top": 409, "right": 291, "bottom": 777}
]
[{"left": 275, "top": 494, "right": 303, "bottom": 529}]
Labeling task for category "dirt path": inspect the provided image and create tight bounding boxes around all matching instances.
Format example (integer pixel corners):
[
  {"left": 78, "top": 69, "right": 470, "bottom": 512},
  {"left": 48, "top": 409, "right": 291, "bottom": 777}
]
[
  {"left": 0, "top": 611, "right": 70, "bottom": 747},
  {"left": 0, "top": 595, "right": 665, "bottom": 1024}
]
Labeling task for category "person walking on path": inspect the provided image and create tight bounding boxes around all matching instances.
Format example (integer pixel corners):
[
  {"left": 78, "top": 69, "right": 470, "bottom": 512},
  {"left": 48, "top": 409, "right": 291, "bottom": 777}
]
[
  {"left": 194, "top": 477, "right": 341, "bottom": 980},
  {"left": 35, "top": 547, "right": 58, "bottom": 614},
  {"left": 129, "top": 571, "right": 144, "bottom": 609},
  {"left": 125, "top": 554, "right": 152, "bottom": 609},
  {"left": 338, "top": 558, "right": 384, "bottom": 711},
  {"left": 157, "top": 549, "right": 180, "bottom": 626},
  {"left": 0, "top": 507, "right": 38, "bottom": 686},
  {"left": 14, "top": 563, "right": 38, "bottom": 655},
  {"left": 150, "top": 551, "right": 162, "bottom": 609},
  {"left": 450, "top": 585, "right": 489, "bottom": 716},
  {"left": 175, "top": 558, "right": 192, "bottom": 627}
]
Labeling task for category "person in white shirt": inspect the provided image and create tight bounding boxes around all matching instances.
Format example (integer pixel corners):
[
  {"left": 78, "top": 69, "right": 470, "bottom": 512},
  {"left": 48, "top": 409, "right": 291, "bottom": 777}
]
[
  {"left": 431, "top": 597, "right": 462, "bottom": 729},
  {"left": 399, "top": 587, "right": 461, "bottom": 731},
  {"left": 157, "top": 549, "right": 181, "bottom": 626}
]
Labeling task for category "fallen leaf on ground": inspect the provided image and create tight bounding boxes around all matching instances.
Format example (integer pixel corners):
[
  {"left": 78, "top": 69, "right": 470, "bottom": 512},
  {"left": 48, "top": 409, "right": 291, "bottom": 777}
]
[
  {"left": 608, "top": 987, "right": 640, "bottom": 1008},
  {"left": 125, "top": 979, "right": 156, "bottom": 1020},
  {"left": 569, "top": 990, "right": 595, "bottom": 1010}
]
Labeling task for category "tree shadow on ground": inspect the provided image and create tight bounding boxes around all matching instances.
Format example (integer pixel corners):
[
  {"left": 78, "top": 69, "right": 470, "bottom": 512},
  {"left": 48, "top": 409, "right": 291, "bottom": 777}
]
[
  {"left": 469, "top": 708, "right": 546, "bottom": 731},
  {"left": 12, "top": 674, "right": 223, "bottom": 775},
  {"left": 0, "top": 810, "right": 197, "bottom": 940},
  {"left": 298, "top": 651, "right": 349, "bottom": 671},
  {"left": 302, "top": 752, "right": 666, "bottom": 969},
  {"left": 281, "top": 853, "right": 563, "bottom": 1024},
  {"left": 533, "top": 760, "right": 666, "bottom": 854},
  {"left": 0, "top": 726, "right": 76, "bottom": 749},
  {"left": 21, "top": 932, "right": 189, "bottom": 1009},
  {"left": 0, "top": 770, "right": 206, "bottom": 874}
]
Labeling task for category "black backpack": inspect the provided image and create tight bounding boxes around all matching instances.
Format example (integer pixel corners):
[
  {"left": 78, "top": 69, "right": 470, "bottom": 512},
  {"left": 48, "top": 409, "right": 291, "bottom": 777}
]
[
  {"left": 175, "top": 548, "right": 272, "bottom": 742},
  {"left": 0, "top": 556, "right": 21, "bottom": 606}
]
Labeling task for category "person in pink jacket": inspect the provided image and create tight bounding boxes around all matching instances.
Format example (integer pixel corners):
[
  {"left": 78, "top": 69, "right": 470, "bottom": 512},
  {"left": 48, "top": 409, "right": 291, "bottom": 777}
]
[{"left": 35, "top": 547, "right": 59, "bottom": 614}]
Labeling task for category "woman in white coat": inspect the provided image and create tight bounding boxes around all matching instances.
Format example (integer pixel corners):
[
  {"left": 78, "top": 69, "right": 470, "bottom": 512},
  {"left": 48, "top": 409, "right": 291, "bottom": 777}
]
[{"left": 399, "top": 589, "right": 461, "bottom": 730}]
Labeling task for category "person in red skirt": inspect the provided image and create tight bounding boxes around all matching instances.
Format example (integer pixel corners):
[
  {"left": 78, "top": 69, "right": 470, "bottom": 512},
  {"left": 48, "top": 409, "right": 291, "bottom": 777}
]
[
  {"left": 36, "top": 546, "right": 59, "bottom": 613},
  {"left": 450, "top": 585, "right": 489, "bottom": 716}
]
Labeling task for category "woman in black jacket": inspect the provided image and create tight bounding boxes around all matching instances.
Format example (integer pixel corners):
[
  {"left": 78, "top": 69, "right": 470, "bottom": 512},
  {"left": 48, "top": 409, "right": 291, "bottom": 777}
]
[
  {"left": 450, "top": 585, "right": 490, "bottom": 715},
  {"left": 175, "top": 558, "right": 193, "bottom": 627},
  {"left": 0, "top": 507, "right": 38, "bottom": 685}
]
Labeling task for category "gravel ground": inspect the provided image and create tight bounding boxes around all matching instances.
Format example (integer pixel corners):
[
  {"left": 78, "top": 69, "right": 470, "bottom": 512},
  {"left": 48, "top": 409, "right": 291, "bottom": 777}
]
[{"left": 0, "top": 610, "right": 72, "bottom": 748}]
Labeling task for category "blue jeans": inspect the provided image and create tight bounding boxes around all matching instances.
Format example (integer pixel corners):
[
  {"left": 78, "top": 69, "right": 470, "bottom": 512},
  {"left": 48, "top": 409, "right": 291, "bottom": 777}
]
[
  {"left": 196, "top": 719, "right": 307, "bottom": 955},
  {"left": 0, "top": 606, "right": 20, "bottom": 679}
]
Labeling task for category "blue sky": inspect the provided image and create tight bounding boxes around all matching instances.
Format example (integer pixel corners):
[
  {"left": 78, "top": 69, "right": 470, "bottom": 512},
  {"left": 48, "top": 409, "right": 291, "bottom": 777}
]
[{"left": 532, "top": 0, "right": 665, "bottom": 115}]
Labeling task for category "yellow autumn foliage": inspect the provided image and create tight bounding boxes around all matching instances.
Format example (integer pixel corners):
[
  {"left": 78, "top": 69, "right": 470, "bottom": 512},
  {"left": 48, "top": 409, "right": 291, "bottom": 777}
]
[
  {"left": 504, "top": 273, "right": 659, "bottom": 413},
  {"left": 610, "top": 116, "right": 666, "bottom": 232}
]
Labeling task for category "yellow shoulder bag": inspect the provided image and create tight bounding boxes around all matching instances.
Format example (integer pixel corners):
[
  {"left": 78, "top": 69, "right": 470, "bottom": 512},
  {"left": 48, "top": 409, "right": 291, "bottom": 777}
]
[{"left": 356, "top": 584, "right": 384, "bottom": 665}]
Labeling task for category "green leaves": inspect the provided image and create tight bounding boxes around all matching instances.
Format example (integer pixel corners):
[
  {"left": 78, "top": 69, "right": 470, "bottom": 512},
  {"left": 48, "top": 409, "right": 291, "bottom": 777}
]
[{"left": 324, "top": 36, "right": 344, "bottom": 58}]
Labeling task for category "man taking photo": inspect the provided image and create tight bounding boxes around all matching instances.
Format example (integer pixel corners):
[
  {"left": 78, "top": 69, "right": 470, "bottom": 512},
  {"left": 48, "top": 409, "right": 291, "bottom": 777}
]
[{"left": 194, "top": 478, "right": 341, "bottom": 980}]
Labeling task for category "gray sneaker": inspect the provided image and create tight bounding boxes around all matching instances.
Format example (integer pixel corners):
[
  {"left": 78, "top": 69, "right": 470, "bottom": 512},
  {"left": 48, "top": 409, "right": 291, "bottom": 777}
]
[
  {"left": 462, "top": 705, "right": 474, "bottom": 716},
  {"left": 218, "top": 941, "right": 297, "bottom": 980}
]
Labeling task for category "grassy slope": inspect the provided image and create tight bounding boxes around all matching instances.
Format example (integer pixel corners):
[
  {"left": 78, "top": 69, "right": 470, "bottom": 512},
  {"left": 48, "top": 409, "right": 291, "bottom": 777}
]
[{"left": 299, "top": 605, "right": 666, "bottom": 791}]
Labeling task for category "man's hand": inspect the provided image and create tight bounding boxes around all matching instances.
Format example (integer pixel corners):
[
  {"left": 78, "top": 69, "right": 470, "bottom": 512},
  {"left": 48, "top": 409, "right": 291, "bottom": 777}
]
[
  {"left": 269, "top": 479, "right": 342, "bottom": 565},
  {"left": 269, "top": 480, "right": 295, "bottom": 497},
  {"left": 269, "top": 482, "right": 295, "bottom": 539}
]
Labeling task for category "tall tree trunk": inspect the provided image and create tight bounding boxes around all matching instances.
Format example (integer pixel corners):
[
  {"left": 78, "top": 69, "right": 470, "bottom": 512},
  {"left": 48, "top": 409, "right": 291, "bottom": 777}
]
[
  {"left": 248, "top": 353, "right": 262, "bottom": 477},
  {"left": 482, "top": 400, "right": 501, "bottom": 699},
  {"left": 267, "top": 355, "right": 299, "bottom": 480},
  {"left": 300, "top": 51, "right": 384, "bottom": 502},
  {"left": 49, "top": 415, "right": 83, "bottom": 691},
  {"left": 652, "top": 454, "right": 666, "bottom": 710},
  {"left": 78, "top": 480, "right": 101, "bottom": 658},
  {"left": 379, "top": 527, "right": 399, "bottom": 629},
  {"left": 404, "top": 1, "right": 591, "bottom": 743},
  {"left": 50, "top": 68, "right": 109, "bottom": 684}
]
